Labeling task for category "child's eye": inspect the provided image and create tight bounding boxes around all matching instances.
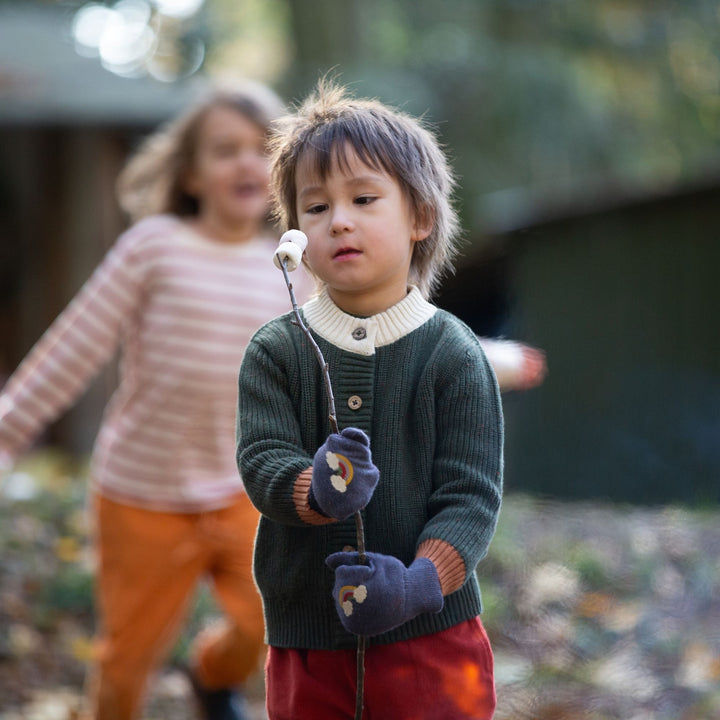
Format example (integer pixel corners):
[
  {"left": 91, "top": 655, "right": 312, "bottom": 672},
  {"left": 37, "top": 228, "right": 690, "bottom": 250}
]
[
  {"left": 211, "top": 145, "right": 237, "bottom": 159},
  {"left": 307, "top": 203, "right": 328, "bottom": 214},
  {"left": 355, "top": 196, "right": 376, "bottom": 205},
  {"left": 213, "top": 142, "right": 235, "bottom": 153}
]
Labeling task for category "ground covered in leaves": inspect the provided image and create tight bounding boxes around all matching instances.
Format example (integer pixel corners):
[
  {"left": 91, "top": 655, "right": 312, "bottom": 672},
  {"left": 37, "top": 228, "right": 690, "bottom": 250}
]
[{"left": 1, "top": 451, "right": 719, "bottom": 719}]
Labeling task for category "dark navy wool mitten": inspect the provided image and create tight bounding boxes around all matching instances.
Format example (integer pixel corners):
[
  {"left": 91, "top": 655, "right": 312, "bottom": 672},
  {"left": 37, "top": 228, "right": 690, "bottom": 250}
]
[
  {"left": 325, "top": 551, "right": 444, "bottom": 636},
  {"left": 310, "top": 427, "right": 380, "bottom": 520}
]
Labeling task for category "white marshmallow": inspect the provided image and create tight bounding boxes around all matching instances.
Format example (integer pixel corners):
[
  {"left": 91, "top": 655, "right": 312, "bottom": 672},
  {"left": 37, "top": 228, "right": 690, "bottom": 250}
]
[
  {"left": 280, "top": 229, "right": 308, "bottom": 251},
  {"left": 273, "top": 241, "right": 304, "bottom": 271}
]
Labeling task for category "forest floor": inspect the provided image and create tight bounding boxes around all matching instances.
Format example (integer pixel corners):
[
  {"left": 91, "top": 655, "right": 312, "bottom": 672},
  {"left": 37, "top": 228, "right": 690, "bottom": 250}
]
[{"left": 1, "top": 450, "right": 719, "bottom": 719}]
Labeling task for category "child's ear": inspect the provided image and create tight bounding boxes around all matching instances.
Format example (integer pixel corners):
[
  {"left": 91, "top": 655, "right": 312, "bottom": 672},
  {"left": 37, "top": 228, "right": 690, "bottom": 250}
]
[{"left": 412, "top": 205, "right": 434, "bottom": 243}]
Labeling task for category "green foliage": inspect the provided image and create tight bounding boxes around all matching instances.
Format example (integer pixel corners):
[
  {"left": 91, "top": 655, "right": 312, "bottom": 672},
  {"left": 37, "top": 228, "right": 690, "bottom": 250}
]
[
  {"left": 567, "top": 543, "right": 614, "bottom": 590},
  {"left": 34, "top": 567, "right": 95, "bottom": 629}
]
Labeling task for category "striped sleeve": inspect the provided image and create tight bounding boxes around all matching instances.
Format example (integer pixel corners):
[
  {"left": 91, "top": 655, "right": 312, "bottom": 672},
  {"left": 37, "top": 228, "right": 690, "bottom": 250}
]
[
  {"left": 477, "top": 338, "right": 525, "bottom": 391},
  {"left": 478, "top": 337, "right": 547, "bottom": 392},
  {"left": 0, "top": 225, "right": 148, "bottom": 466}
]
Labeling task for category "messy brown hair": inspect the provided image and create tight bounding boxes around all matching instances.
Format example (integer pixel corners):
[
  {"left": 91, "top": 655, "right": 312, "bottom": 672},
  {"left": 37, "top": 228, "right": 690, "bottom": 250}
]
[
  {"left": 117, "top": 78, "right": 285, "bottom": 223},
  {"left": 269, "top": 79, "right": 461, "bottom": 299}
]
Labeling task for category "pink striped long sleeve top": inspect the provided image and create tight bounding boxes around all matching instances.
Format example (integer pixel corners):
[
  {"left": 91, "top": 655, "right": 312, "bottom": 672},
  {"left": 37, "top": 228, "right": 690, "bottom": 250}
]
[{"left": 0, "top": 215, "right": 313, "bottom": 512}]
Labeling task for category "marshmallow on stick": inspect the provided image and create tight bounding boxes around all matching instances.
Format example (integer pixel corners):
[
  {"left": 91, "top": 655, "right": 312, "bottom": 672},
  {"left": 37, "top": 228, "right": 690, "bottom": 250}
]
[{"left": 273, "top": 229, "right": 308, "bottom": 272}]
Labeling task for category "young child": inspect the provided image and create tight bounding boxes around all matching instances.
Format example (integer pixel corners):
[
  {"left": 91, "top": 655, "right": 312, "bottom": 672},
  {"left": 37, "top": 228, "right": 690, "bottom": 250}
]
[
  {"left": 0, "top": 79, "right": 313, "bottom": 720},
  {"left": 236, "top": 80, "right": 504, "bottom": 719}
]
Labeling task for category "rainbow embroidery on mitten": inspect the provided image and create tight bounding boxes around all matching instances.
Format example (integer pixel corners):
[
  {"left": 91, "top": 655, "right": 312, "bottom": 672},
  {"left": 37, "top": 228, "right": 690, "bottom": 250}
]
[
  {"left": 325, "top": 451, "right": 354, "bottom": 492},
  {"left": 339, "top": 584, "right": 367, "bottom": 616}
]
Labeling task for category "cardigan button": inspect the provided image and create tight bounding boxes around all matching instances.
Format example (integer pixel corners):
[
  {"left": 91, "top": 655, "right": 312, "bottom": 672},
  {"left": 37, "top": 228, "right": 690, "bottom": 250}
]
[
  {"left": 348, "top": 395, "right": 363, "bottom": 410},
  {"left": 352, "top": 326, "right": 367, "bottom": 340}
]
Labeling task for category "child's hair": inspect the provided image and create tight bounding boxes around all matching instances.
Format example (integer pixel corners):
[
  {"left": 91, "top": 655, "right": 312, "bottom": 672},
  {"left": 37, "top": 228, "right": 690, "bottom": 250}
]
[
  {"left": 269, "top": 79, "right": 461, "bottom": 299},
  {"left": 117, "top": 78, "right": 285, "bottom": 223}
]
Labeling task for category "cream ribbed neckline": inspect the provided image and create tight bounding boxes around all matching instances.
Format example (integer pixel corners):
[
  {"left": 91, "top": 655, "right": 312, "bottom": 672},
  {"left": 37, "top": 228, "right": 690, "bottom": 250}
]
[{"left": 302, "top": 286, "right": 437, "bottom": 356}]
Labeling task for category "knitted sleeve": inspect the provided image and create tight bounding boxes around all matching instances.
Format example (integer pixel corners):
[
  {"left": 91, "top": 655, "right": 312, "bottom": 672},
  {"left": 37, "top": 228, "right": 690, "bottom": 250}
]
[
  {"left": 0, "top": 222, "right": 149, "bottom": 469},
  {"left": 416, "top": 332, "right": 504, "bottom": 587},
  {"left": 236, "top": 323, "right": 316, "bottom": 526}
]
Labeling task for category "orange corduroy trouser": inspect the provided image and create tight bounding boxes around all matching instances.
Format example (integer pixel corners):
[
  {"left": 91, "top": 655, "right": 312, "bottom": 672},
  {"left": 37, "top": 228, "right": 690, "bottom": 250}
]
[{"left": 83, "top": 492, "right": 265, "bottom": 720}]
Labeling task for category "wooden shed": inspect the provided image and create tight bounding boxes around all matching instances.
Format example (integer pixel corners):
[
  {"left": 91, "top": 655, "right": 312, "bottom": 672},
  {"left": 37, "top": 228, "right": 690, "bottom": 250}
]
[{"left": 437, "top": 179, "right": 720, "bottom": 505}]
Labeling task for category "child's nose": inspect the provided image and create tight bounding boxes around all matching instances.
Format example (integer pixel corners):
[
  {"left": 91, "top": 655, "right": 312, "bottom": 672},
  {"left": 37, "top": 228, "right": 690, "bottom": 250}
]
[
  {"left": 237, "top": 148, "right": 265, "bottom": 167},
  {"left": 330, "top": 206, "right": 354, "bottom": 235}
]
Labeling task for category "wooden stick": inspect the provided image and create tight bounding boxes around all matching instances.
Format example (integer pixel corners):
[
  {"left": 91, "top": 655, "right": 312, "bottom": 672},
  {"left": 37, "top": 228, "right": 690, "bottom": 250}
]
[{"left": 280, "top": 262, "right": 368, "bottom": 719}]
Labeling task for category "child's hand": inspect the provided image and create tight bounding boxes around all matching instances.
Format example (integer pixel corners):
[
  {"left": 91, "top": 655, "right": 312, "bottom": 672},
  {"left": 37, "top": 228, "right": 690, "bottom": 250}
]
[
  {"left": 310, "top": 427, "right": 379, "bottom": 520},
  {"left": 325, "top": 551, "right": 443, "bottom": 636}
]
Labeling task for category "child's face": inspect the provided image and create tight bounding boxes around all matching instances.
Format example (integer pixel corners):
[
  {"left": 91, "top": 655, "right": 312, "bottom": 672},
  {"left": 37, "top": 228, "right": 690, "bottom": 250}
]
[
  {"left": 185, "top": 106, "right": 270, "bottom": 231},
  {"left": 295, "top": 145, "right": 431, "bottom": 316}
]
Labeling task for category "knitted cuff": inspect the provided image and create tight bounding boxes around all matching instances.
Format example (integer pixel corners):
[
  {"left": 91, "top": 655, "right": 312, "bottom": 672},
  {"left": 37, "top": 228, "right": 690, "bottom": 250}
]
[
  {"left": 292, "top": 468, "right": 335, "bottom": 525},
  {"left": 416, "top": 538, "right": 467, "bottom": 595}
]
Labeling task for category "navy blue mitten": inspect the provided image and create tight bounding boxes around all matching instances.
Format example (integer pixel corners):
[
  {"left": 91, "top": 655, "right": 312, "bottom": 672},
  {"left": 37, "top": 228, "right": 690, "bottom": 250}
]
[
  {"left": 310, "top": 427, "right": 380, "bottom": 520},
  {"left": 325, "top": 551, "right": 444, "bottom": 636}
]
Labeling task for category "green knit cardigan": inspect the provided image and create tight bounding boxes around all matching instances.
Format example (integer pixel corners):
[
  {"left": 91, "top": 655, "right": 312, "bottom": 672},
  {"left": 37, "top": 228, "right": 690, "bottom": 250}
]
[{"left": 236, "top": 288, "right": 504, "bottom": 650}]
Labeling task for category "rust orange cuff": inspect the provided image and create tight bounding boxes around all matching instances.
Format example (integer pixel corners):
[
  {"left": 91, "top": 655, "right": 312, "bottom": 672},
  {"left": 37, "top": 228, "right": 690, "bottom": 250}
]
[
  {"left": 293, "top": 467, "right": 335, "bottom": 525},
  {"left": 416, "top": 538, "right": 467, "bottom": 596}
]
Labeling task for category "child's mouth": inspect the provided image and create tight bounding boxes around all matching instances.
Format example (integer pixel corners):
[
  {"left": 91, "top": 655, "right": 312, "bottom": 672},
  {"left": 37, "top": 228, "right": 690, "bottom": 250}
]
[
  {"left": 233, "top": 182, "right": 261, "bottom": 198},
  {"left": 333, "top": 247, "right": 361, "bottom": 260}
]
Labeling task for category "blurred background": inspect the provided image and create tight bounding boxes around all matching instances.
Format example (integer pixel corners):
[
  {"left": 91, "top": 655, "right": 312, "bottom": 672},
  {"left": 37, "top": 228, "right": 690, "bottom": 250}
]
[
  {"left": 1, "top": 1, "right": 720, "bottom": 718},
  {"left": 2, "top": 0, "right": 720, "bottom": 504}
]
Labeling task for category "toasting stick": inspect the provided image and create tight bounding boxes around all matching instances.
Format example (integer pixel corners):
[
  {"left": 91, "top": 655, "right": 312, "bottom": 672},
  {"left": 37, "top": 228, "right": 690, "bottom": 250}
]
[{"left": 273, "top": 229, "right": 368, "bottom": 720}]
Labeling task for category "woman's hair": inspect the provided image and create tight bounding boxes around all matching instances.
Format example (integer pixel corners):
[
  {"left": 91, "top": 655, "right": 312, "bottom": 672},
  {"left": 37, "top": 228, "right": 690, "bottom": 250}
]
[
  {"left": 269, "top": 79, "right": 461, "bottom": 299},
  {"left": 117, "top": 78, "right": 285, "bottom": 223}
]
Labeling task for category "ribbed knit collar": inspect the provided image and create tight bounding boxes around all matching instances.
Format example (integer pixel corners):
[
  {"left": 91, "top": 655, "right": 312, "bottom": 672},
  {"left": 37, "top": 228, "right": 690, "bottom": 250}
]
[{"left": 302, "top": 286, "right": 437, "bottom": 356}]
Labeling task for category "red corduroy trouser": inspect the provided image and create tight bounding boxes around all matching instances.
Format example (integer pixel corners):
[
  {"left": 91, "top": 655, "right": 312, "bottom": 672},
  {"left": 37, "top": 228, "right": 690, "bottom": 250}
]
[
  {"left": 266, "top": 617, "right": 496, "bottom": 719},
  {"left": 83, "top": 492, "right": 265, "bottom": 720}
]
